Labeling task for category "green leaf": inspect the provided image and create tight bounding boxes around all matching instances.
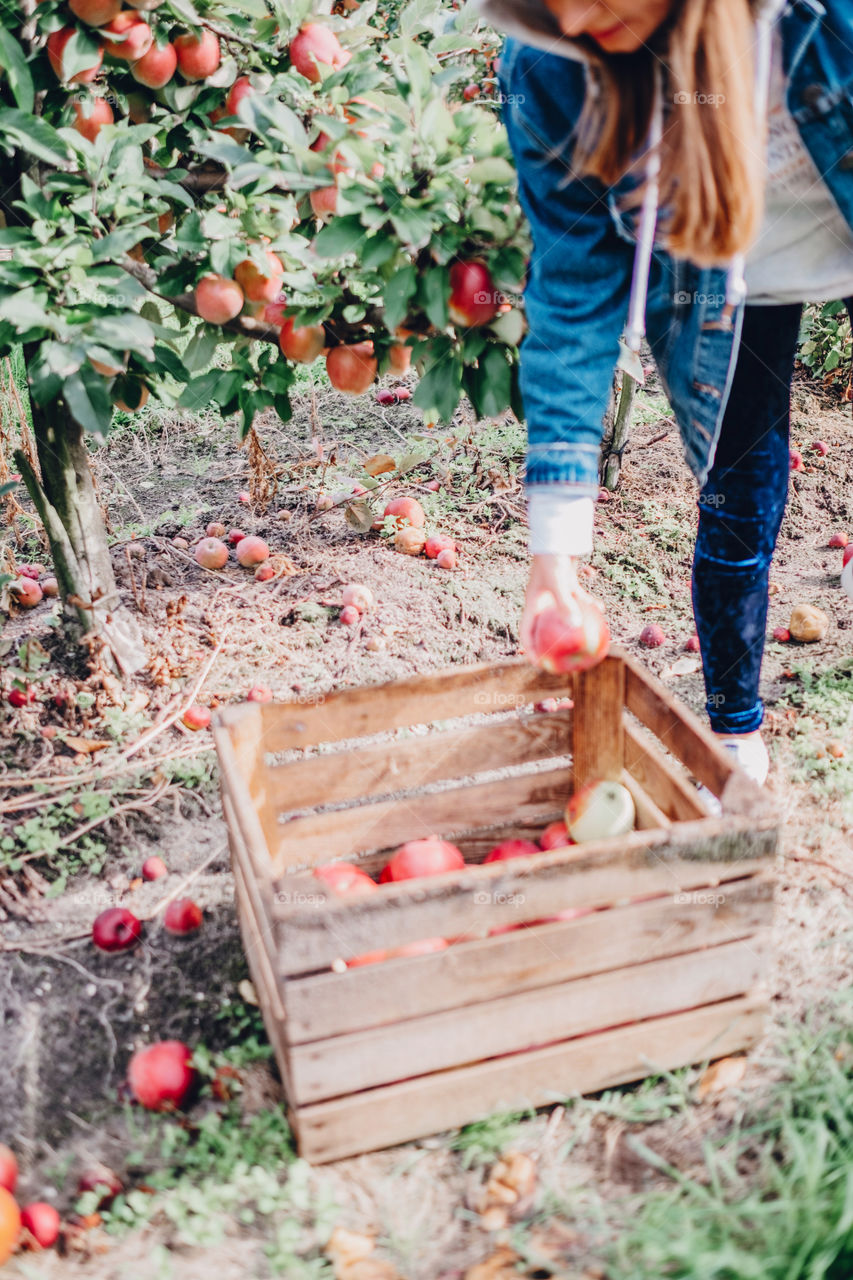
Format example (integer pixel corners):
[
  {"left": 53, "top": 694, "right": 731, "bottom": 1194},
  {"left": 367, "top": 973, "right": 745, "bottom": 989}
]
[
  {"left": 418, "top": 268, "right": 449, "bottom": 330},
  {"left": 313, "top": 215, "right": 367, "bottom": 258},
  {"left": 390, "top": 205, "right": 433, "bottom": 248},
  {"left": 466, "top": 157, "right": 517, "bottom": 186},
  {"left": 182, "top": 328, "right": 220, "bottom": 373},
  {"left": 0, "top": 109, "right": 70, "bottom": 167},
  {"left": 383, "top": 264, "right": 417, "bottom": 333},
  {"left": 0, "top": 29, "right": 34, "bottom": 113},
  {"left": 465, "top": 346, "right": 512, "bottom": 419},
  {"left": 361, "top": 236, "right": 397, "bottom": 271},
  {"left": 151, "top": 344, "right": 190, "bottom": 382},
  {"left": 63, "top": 368, "right": 114, "bottom": 439},
  {"left": 412, "top": 343, "right": 462, "bottom": 422},
  {"left": 397, "top": 452, "right": 429, "bottom": 474}
]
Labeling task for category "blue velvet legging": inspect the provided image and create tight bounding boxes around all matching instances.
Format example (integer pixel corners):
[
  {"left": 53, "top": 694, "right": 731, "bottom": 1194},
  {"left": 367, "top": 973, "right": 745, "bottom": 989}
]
[{"left": 692, "top": 303, "right": 802, "bottom": 734}]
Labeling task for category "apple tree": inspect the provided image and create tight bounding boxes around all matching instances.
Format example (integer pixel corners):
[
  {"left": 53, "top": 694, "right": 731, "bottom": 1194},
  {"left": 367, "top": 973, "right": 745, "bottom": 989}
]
[{"left": 0, "top": 0, "right": 527, "bottom": 670}]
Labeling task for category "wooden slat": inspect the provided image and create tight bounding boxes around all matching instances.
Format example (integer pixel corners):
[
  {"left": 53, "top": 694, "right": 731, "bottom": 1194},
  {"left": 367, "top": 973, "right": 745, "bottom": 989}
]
[
  {"left": 292, "top": 996, "right": 767, "bottom": 1163},
  {"left": 621, "top": 650, "right": 768, "bottom": 816},
  {"left": 281, "top": 875, "right": 773, "bottom": 1041},
  {"left": 255, "top": 659, "right": 573, "bottom": 755},
  {"left": 623, "top": 720, "right": 708, "bottom": 821},
  {"left": 213, "top": 719, "right": 276, "bottom": 905},
  {"left": 268, "top": 764, "right": 572, "bottom": 874},
  {"left": 288, "top": 937, "right": 765, "bottom": 1103},
  {"left": 266, "top": 710, "right": 572, "bottom": 815},
  {"left": 620, "top": 769, "right": 672, "bottom": 830},
  {"left": 572, "top": 655, "right": 624, "bottom": 788},
  {"left": 274, "top": 819, "right": 777, "bottom": 974}
]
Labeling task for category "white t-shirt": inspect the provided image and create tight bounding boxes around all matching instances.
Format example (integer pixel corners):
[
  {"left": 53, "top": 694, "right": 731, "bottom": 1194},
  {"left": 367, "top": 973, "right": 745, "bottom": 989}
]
[{"left": 745, "top": 29, "right": 853, "bottom": 304}]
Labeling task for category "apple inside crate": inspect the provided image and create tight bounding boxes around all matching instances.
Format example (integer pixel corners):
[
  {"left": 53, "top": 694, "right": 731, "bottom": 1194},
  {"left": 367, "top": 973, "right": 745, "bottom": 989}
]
[{"left": 213, "top": 648, "right": 777, "bottom": 1164}]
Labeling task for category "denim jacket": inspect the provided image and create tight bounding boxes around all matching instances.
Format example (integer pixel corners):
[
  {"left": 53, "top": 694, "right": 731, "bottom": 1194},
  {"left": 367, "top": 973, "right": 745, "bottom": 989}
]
[{"left": 492, "top": 0, "right": 853, "bottom": 494}]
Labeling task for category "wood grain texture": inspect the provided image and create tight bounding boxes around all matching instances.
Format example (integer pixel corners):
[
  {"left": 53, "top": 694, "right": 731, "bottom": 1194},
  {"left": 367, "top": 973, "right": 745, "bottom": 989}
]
[
  {"left": 274, "top": 820, "right": 777, "bottom": 975},
  {"left": 287, "top": 938, "right": 765, "bottom": 1102},
  {"left": 621, "top": 769, "right": 672, "bottom": 831},
  {"left": 572, "top": 655, "right": 625, "bottom": 787},
  {"left": 622, "top": 720, "right": 708, "bottom": 821},
  {"left": 292, "top": 996, "right": 768, "bottom": 1163},
  {"left": 266, "top": 710, "right": 572, "bottom": 815},
  {"left": 268, "top": 764, "right": 573, "bottom": 874},
  {"left": 281, "top": 875, "right": 773, "bottom": 1041},
  {"left": 257, "top": 659, "right": 573, "bottom": 755},
  {"left": 213, "top": 719, "right": 277, "bottom": 913}
]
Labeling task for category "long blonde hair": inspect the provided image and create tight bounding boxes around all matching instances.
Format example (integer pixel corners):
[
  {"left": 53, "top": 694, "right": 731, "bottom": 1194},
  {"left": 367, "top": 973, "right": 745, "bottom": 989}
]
[{"left": 574, "top": 0, "right": 764, "bottom": 266}]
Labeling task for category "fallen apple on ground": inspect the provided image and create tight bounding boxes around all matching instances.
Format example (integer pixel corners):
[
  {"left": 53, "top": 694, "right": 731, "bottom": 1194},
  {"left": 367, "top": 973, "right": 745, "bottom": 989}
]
[
  {"left": 235, "top": 535, "right": 269, "bottom": 567},
  {"left": 529, "top": 599, "right": 609, "bottom": 674},
  {"left": 128, "top": 1040, "right": 196, "bottom": 1111},
  {"left": 789, "top": 603, "right": 829, "bottom": 642},
  {"left": 383, "top": 496, "right": 425, "bottom": 529},
  {"left": 0, "top": 1187, "right": 20, "bottom": 1267},
  {"left": 424, "top": 534, "right": 455, "bottom": 560},
  {"left": 773, "top": 626, "right": 791, "bottom": 643},
  {"left": 142, "top": 856, "right": 168, "bottom": 881},
  {"left": 20, "top": 1202, "right": 60, "bottom": 1251},
  {"left": 182, "top": 704, "right": 211, "bottom": 730},
  {"left": 92, "top": 907, "right": 142, "bottom": 952},
  {"left": 164, "top": 898, "right": 203, "bottom": 934},
  {"left": 395, "top": 526, "right": 427, "bottom": 555},
  {"left": 566, "top": 779, "right": 635, "bottom": 843},
  {"left": 77, "top": 1165, "right": 122, "bottom": 1206},
  {"left": 639, "top": 623, "right": 665, "bottom": 648},
  {"left": 194, "top": 537, "right": 228, "bottom": 569},
  {"left": 435, "top": 548, "right": 457, "bottom": 569},
  {"left": 828, "top": 531, "right": 849, "bottom": 548},
  {"left": 340, "top": 605, "right": 360, "bottom": 625},
  {"left": 0, "top": 1146, "right": 17, "bottom": 1194},
  {"left": 342, "top": 583, "right": 373, "bottom": 612},
  {"left": 247, "top": 685, "right": 273, "bottom": 703}
]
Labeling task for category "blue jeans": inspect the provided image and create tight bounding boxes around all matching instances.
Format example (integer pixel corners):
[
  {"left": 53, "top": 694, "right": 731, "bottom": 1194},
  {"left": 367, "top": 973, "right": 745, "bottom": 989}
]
[{"left": 692, "top": 304, "right": 802, "bottom": 735}]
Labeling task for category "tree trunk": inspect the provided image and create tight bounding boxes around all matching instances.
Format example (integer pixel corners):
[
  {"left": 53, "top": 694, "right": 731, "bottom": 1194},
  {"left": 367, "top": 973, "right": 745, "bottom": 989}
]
[
  {"left": 14, "top": 396, "right": 146, "bottom": 674},
  {"left": 601, "top": 373, "right": 637, "bottom": 491}
]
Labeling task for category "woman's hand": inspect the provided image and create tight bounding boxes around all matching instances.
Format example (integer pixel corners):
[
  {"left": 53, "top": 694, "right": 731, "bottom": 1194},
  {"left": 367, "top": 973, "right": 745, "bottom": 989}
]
[{"left": 520, "top": 554, "right": 609, "bottom": 670}]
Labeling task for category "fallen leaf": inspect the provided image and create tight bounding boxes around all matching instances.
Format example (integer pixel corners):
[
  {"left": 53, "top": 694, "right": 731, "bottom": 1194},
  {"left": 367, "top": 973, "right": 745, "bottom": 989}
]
[
  {"left": 269, "top": 553, "right": 298, "bottom": 576},
  {"left": 697, "top": 1055, "right": 747, "bottom": 1100},
  {"left": 344, "top": 500, "right": 375, "bottom": 534},
  {"left": 464, "top": 1247, "right": 521, "bottom": 1280},
  {"left": 62, "top": 736, "right": 112, "bottom": 754},
  {"left": 363, "top": 453, "right": 396, "bottom": 477},
  {"left": 661, "top": 656, "right": 702, "bottom": 680}
]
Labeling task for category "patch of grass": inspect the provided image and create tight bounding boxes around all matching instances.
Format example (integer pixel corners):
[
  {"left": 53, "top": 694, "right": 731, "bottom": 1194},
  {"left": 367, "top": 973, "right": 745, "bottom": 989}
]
[
  {"left": 212, "top": 995, "right": 272, "bottom": 1065},
  {"left": 777, "top": 657, "right": 853, "bottom": 818},
  {"left": 450, "top": 1108, "right": 535, "bottom": 1168},
  {"left": 606, "top": 994, "right": 853, "bottom": 1280}
]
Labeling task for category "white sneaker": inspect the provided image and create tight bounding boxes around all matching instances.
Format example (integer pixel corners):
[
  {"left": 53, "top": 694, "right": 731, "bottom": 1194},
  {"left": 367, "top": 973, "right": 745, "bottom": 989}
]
[{"left": 697, "top": 733, "right": 769, "bottom": 815}]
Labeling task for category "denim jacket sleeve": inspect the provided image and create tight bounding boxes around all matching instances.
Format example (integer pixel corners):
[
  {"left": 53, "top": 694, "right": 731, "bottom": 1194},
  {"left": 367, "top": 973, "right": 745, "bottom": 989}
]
[{"left": 498, "top": 39, "right": 635, "bottom": 494}]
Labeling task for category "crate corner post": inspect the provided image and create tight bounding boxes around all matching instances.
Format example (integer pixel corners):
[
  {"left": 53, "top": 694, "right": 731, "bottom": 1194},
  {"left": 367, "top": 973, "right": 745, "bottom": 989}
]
[{"left": 571, "top": 651, "right": 626, "bottom": 789}]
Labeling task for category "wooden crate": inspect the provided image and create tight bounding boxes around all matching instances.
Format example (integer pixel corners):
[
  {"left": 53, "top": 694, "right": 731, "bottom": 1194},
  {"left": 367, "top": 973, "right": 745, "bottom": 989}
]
[{"left": 213, "top": 648, "right": 777, "bottom": 1164}]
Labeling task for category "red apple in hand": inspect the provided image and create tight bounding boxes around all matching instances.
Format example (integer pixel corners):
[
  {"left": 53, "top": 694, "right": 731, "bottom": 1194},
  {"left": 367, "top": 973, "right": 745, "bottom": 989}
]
[
  {"left": 380, "top": 838, "right": 465, "bottom": 882},
  {"left": 528, "top": 598, "right": 609, "bottom": 674},
  {"left": 566, "top": 779, "right": 635, "bottom": 843}
]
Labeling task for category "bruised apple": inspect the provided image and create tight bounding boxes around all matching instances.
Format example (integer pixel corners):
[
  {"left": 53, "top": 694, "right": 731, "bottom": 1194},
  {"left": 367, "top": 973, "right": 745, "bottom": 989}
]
[
  {"left": 380, "top": 837, "right": 465, "bottom": 882},
  {"left": 528, "top": 600, "right": 609, "bottom": 674},
  {"left": 566, "top": 779, "right": 635, "bottom": 844}
]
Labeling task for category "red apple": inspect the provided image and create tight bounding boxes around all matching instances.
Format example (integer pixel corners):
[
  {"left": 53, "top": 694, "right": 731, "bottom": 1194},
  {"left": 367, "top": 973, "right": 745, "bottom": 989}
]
[
  {"left": 483, "top": 838, "right": 540, "bottom": 863},
  {"left": 811, "top": 440, "right": 829, "bottom": 456},
  {"left": 684, "top": 633, "right": 701, "bottom": 652},
  {"left": 142, "top": 856, "right": 167, "bottom": 880},
  {"left": 772, "top": 626, "right": 791, "bottom": 643},
  {"left": 383, "top": 496, "right": 425, "bottom": 530},
  {"left": 326, "top": 342, "right": 378, "bottom": 395},
  {"left": 128, "top": 1040, "right": 196, "bottom": 1110},
  {"left": 639, "top": 623, "right": 665, "bottom": 648},
  {"left": 11, "top": 577, "right": 43, "bottom": 608},
  {"left": 289, "top": 23, "right": 351, "bottom": 83},
  {"left": 194, "top": 274, "right": 244, "bottom": 325},
  {"left": 341, "top": 583, "right": 373, "bottom": 612},
  {"left": 41, "top": 577, "right": 59, "bottom": 598},
  {"left": 247, "top": 685, "right": 272, "bottom": 703},
  {"left": 69, "top": 0, "right": 121, "bottom": 22},
  {"left": 340, "top": 604, "right": 360, "bottom": 625},
  {"left": 163, "top": 898, "right": 202, "bottom": 934},
  {"left": 72, "top": 96, "right": 114, "bottom": 143},
  {"left": 226, "top": 528, "right": 245, "bottom": 545},
  {"left": 206, "top": 521, "right": 226, "bottom": 538},
  {"left": 131, "top": 40, "right": 177, "bottom": 88},
  {"left": 174, "top": 29, "right": 220, "bottom": 80},
  {"left": 255, "top": 563, "right": 275, "bottom": 581},
  {"left": 314, "top": 862, "right": 376, "bottom": 894},
  {"left": 102, "top": 12, "right": 153, "bottom": 61},
  {"left": 380, "top": 837, "right": 465, "bottom": 882},
  {"left": 436, "top": 549, "right": 457, "bottom": 569},
  {"left": 182, "top": 704, "right": 211, "bottom": 730},
  {"left": 386, "top": 937, "right": 449, "bottom": 958},
  {"left": 235, "top": 535, "right": 269, "bottom": 567},
  {"left": 448, "top": 260, "right": 499, "bottom": 327},
  {"left": 0, "top": 1146, "right": 17, "bottom": 1195},
  {"left": 843, "top": 544, "right": 853, "bottom": 567},
  {"left": 47, "top": 27, "right": 103, "bottom": 82},
  {"left": 194, "top": 537, "right": 228, "bottom": 569},
  {"left": 279, "top": 318, "right": 326, "bottom": 364},
  {"left": 828, "top": 531, "right": 849, "bottom": 548},
  {"left": 234, "top": 251, "right": 284, "bottom": 305},
  {"left": 566, "top": 779, "right": 635, "bottom": 844},
  {"left": 424, "top": 533, "right": 455, "bottom": 560},
  {"left": 529, "top": 601, "right": 609, "bottom": 674},
  {"left": 20, "top": 1202, "right": 60, "bottom": 1251},
  {"left": 539, "top": 820, "right": 573, "bottom": 850},
  {"left": 8, "top": 688, "right": 28, "bottom": 709},
  {"left": 92, "top": 907, "right": 142, "bottom": 952},
  {"left": 225, "top": 75, "right": 253, "bottom": 115},
  {"left": 375, "top": 389, "right": 397, "bottom": 406},
  {"left": 790, "top": 449, "right": 805, "bottom": 472}
]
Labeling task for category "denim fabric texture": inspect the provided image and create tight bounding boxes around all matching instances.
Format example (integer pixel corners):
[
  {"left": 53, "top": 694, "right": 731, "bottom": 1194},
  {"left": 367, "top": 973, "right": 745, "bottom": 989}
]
[{"left": 693, "top": 305, "right": 802, "bottom": 734}]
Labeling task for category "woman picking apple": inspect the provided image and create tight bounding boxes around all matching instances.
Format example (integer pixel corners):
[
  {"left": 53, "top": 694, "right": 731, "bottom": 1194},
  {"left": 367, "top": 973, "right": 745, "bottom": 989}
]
[{"left": 475, "top": 0, "right": 853, "bottom": 788}]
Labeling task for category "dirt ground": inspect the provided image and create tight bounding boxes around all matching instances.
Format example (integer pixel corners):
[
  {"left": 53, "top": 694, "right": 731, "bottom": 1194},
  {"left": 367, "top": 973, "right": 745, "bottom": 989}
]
[{"left": 1, "top": 365, "right": 852, "bottom": 1278}]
